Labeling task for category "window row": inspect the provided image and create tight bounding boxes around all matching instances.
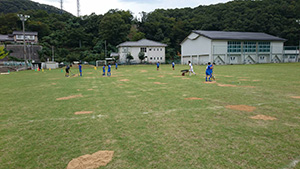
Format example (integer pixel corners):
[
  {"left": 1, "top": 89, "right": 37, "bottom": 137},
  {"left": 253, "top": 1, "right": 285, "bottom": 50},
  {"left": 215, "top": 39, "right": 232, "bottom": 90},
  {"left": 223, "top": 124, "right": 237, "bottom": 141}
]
[
  {"left": 16, "top": 35, "right": 35, "bottom": 40},
  {"left": 140, "top": 47, "right": 163, "bottom": 53},
  {"left": 228, "top": 41, "right": 270, "bottom": 53},
  {"left": 150, "top": 57, "right": 163, "bottom": 60}
]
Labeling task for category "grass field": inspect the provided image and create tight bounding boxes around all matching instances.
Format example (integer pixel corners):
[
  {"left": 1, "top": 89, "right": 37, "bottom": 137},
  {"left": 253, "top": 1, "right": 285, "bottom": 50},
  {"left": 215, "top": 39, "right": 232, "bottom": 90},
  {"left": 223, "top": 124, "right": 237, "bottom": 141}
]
[{"left": 0, "top": 63, "right": 300, "bottom": 168}]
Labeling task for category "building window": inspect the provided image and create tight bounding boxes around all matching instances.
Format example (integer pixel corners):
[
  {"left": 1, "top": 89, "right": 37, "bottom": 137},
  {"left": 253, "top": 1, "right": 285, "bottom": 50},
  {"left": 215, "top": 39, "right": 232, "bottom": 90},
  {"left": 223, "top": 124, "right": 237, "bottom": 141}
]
[
  {"left": 153, "top": 48, "right": 155, "bottom": 51},
  {"left": 150, "top": 57, "right": 152, "bottom": 60},
  {"left": 260, "top": 56, "right": 265, "bottom": 60},
  {"left": 230, "top": 57, "right": 236, "bottom": 60},
  {"left": 154, "top": 57, "right": 156, "bottom": 60},
  {"left": 122, "top": 47, "right": 129, "bottom": 53},
  {"left": 149, "top": 48, "right": 152, "bottom": 51},
  {"left": 243, "top": 42, "right": 256, "bottom": 53},
  {"left": 160, "top": 57, "right": 162, "bottom": 60},
  {"left": 258, "top": 42, "right": 270, "bottom": 52},
  {"left": 228, "top": 41, "right": 241, "bottom": 53},
  {"left": 141, "top": 47, "right": 146, "bottom": 52},
  {"left": 160, "top": 48, "right": 162, "bottom": 51}
]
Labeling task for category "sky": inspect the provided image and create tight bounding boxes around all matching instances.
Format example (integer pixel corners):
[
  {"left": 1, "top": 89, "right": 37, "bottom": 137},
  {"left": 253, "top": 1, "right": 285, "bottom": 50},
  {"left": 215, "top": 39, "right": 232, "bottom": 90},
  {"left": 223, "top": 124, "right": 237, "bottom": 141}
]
[{"left": 31, "top": 0, "right": 232, "bottom": 17}]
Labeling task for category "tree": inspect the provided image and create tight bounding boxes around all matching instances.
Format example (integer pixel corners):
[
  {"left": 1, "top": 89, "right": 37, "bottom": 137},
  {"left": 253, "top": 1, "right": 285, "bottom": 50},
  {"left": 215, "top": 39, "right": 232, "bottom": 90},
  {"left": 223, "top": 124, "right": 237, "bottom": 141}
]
[
  {"left": 0, "top": 46, "right": 9, "bottom": 59},
  {"left": 138, "top": 52, "right": 145, "bottom": 63},
  {"left": 126, "top": 53, "right": 133, "bottom": 64}
]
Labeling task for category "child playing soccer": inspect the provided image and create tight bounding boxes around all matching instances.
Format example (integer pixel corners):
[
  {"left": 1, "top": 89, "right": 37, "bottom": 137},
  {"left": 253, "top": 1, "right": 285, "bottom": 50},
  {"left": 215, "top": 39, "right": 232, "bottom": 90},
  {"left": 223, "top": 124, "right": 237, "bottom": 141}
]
[
  {"left": 107, "top": 63, "right": 111, "bottom": 77},
  {"left": 188, "top": 61, "right": 196, "bottom": 76},
  {"left": 157, "top": 62, "right": 160, "bottom": 71},
  {"left": 205, "top": 62, "right": 213, "bottom": 81},
  {"left": 65, "top": 65, "right": 70, "bottom": 77},
  {"left": 78, "top": 63, "right": 82, "bottom": 76},
  {"left": 102, "top": 64, "right": 106, "bottom": 76},
  {"left": 172, "top": 61, "right": 175, "bottom": 70}
]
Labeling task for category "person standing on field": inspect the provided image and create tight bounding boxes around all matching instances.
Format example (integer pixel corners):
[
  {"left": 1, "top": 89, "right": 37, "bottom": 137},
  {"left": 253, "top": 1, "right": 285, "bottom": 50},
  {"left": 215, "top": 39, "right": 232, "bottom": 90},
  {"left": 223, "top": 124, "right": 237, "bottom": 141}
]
[
  {"left": 78, "top": 63, "right": 82, "bottom": 76},
  {"left": 107, "top": 63, "right": 111, "bottom": 77},
  {"left": 172, "top": 61, "right": 175, "bottom": 70},
  {"left": 188, "top": 61, "right": 196, "bottom": 76},
  {"left": 157, "top": 62, "right": 160, "bottom": 71},
  {"left": 205, "top": 62, "right": 213, "bottom": 81}
]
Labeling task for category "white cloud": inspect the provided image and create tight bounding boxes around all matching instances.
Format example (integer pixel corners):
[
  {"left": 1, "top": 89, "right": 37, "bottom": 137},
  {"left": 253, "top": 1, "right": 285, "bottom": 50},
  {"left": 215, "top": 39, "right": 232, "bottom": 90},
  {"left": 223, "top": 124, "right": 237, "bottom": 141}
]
[{"left": 31, "top": 0, "right": 232, "bottom": 16}]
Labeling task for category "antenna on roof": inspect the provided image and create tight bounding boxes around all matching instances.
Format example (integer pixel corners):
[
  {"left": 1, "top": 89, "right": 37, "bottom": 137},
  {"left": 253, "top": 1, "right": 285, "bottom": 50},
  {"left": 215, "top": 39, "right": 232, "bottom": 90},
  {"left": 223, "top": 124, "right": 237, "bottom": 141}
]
[
  {"left": 60, "top": 0, "right": 63, "bottom": 14},
  {"left": 77, "top": 0, "right": 80, "bottom": 17}
]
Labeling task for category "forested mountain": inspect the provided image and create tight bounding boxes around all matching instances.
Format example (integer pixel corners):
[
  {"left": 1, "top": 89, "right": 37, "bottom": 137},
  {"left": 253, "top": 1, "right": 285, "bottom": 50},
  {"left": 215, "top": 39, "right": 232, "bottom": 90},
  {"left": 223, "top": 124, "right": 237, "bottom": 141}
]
[
  {"left": 0, "top": 0, "right": 299, "bottom": 63},
  {"left": 0, "top": 0, "right": 71, "bottom": 15}
]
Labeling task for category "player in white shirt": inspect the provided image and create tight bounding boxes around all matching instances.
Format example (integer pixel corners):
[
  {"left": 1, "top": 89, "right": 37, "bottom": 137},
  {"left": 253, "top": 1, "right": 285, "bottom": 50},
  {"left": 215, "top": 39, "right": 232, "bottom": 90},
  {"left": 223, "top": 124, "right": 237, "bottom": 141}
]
[{"left": 188, "top": 61, "right": 196, "bottom": 76}]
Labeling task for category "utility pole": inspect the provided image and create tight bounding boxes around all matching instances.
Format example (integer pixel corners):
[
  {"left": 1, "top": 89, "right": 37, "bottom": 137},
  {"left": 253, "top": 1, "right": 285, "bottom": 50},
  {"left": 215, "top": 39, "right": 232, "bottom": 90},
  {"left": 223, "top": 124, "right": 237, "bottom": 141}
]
[
  {"left": 60, "top": 0, "right": 63, "bottom": 14},
  {"left": 17, "top": 14, "right": 30, "bottom": 68},
  {"left": 296, "top": 19, "right": 300, "bottom": 62},
  {"left": 77, "top": 0, "right": 80, "bottom": 17},
  {"left": 52, "top": 46, "right": 54, "bottom": 62},
  {"left": 105, "top": 40, "right": 107, "bottom": 58}
]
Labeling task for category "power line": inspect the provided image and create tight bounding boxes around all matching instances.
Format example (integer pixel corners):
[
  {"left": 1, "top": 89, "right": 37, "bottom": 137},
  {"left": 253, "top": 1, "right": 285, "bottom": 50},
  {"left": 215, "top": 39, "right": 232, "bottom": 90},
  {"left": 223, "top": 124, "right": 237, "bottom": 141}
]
[{"left": 77, "top": 0, "right": 80, "bottom": 17}]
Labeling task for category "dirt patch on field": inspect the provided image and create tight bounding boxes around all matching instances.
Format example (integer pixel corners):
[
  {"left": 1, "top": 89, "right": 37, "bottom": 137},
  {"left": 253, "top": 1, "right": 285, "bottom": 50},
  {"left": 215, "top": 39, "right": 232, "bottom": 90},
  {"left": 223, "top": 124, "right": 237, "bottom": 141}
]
[
  {"left": 173, "top": 76, "right": 183, "bottom": 77},
  {"left": 182, "top": 78, "right": 190, "bottom": 80},
  {"left": 185, "top": 97, "right": 204, "bottom": 100},
  {"left": 120, "top": 79, "right": 130, "bottom": 82},
  {"left": 86, "top": 72, "right": 93, "bottom": 74},
  {"left": 217, "top": 83, "right": 237, "bottom": 87},
  {"left": 77, "top": 89, "right": 80, "bottom": 91},
  {"left": 250, "top": 115, "right": 277, "bottom": 121},
  {"left": 140, "top": 70, "right": 148, "bottom": 73},
  {"left": 204, "top": 81, "right": 217, "bottom": 84},
  {"left": 74, "top": 111, "right": 93, "bottom": 115},
  {"left": 158, "top": 75, "right": 164, "bottom": 78},
  {"left": 224, "top": 75, "right": 233, "bottom": 77},
  {"left": 56, "top": 94, "right": 83, "bottom": 100},
  {"left": 226, "top": 105, "right": 256, "bottom": 112},
  {"left": 148, "top": 77, "right": 156, "bottom": 79},
  {"left": 290, "top": 96, "right": 300, "bottom": 99},
  {"left": 67, "top": 150, "right": 114, "bottom": 169},
  {"left": 253, "top": 80, "right": 260, "bottom": 82},
  {"left": 52, "top": 83, "right": 57, "bottom": 85},
  {"left": 87, "top": 89, "right": 93, "bottom": 91},
  {"left": 154, "top": 82, "right": 167, "bottom": 85}
]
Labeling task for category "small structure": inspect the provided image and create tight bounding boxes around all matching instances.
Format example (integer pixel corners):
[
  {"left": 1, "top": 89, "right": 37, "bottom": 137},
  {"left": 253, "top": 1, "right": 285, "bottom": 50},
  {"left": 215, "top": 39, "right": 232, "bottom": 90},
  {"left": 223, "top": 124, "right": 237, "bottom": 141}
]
[
  {"left": 0, "top": 31, "right": 38, "bottom": 44},
  {"left": 117, "top": 39, "right": 167, "bottom": 64},
  {"left": 180, "top": 30, "right": 287, "bottom": 65}
]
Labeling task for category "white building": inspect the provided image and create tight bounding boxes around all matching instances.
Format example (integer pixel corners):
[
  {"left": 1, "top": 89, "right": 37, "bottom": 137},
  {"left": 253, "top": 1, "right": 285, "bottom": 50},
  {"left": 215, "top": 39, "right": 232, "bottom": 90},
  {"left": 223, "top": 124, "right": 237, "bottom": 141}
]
[
  {"left": 180, "top": 30, "right": 287, "bottom": 65},
  {"left": 117, "top": 39, "right": 167, "bottom": 64}
]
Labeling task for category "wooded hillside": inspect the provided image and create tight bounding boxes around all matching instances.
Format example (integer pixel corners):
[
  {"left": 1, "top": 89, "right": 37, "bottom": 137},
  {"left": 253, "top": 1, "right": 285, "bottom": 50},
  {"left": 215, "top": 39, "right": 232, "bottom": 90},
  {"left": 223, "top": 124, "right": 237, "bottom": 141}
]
[{"left": 0, "top": 0, "right": 299, "bottom": 63}]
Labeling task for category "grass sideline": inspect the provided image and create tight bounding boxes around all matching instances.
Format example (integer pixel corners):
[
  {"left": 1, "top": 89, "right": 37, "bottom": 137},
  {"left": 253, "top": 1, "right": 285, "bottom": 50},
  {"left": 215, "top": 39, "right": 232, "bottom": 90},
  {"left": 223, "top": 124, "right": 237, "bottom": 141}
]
[{"left": 0, "top": 63, "right": 299, "bottom": 168}]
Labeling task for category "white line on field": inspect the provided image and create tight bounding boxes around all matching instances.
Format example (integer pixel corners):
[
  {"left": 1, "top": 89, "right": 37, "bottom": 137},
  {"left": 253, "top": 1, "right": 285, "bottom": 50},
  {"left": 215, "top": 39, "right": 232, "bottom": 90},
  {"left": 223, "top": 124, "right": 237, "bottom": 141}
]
[{"left": 283, "top": 156, "right": 300, "bottom": 169}]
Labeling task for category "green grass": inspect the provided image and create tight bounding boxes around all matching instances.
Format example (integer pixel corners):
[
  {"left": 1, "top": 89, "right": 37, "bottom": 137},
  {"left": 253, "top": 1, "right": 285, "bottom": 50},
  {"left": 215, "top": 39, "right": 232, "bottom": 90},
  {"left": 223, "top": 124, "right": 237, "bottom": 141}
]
[{"left": 1, "top": 63, "right": 300, "bottom": 168}]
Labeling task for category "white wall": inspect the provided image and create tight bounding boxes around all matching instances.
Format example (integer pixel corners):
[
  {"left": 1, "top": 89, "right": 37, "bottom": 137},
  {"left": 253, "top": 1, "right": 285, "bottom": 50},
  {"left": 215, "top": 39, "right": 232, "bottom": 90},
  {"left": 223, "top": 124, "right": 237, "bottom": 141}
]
[
  {"left": 118, "top": 46, "right": 166, "bottom": 64},
  {"left": 271, "top": 42, "right": 284, "bottom": 54},
  {"left": 181, "top": 33, "right": 211, "bottom": 64}
]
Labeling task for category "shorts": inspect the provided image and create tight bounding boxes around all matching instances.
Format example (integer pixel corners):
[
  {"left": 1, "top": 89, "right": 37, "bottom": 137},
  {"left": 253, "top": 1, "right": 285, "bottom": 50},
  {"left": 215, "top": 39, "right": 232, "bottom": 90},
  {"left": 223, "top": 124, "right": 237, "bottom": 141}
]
[{"left": 206, "top": 71, "right": 212, "bottom": 76}]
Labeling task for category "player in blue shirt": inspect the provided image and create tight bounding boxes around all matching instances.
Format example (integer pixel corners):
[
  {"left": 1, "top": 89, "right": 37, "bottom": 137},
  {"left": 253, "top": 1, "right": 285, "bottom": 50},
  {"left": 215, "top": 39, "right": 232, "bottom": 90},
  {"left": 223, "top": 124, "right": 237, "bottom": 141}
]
[
  {"left": 107, "top": 63, "right": 111, "bottom": 77},
  {"left": 78, "top": 63, "right": 82, "bottom": 76},
  {"left": 172, "top": 61, "right": 175, "bottom": 70},
  {"left": 102, "top": 64, "right": 106, "bottom": 76},
  {"left": 115, "top": 62, "right": 118, "bottom": 70},
  {"left": 157, "top": 62, "right": 160, "bottom": 71},
  {"left": 205, "top": 62, "right": 213, "bottom": 81}
]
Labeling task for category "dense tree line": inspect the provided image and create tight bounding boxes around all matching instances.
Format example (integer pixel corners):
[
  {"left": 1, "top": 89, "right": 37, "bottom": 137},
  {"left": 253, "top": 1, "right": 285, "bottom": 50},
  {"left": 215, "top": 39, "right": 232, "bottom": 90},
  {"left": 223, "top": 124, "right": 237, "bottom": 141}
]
[{"left": 0, "top": 0, "right": 299, "bottom": 63}]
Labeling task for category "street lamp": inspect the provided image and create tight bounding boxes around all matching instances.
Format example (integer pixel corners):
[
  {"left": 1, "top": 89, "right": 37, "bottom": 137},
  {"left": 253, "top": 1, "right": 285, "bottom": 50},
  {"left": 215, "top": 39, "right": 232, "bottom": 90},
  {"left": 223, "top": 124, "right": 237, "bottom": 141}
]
[
  {"left": 17, "top": 14, "right": 30, "bottom": 68},
  {"left": 296, "top": 19, "right": 300, "bottom": 61}
]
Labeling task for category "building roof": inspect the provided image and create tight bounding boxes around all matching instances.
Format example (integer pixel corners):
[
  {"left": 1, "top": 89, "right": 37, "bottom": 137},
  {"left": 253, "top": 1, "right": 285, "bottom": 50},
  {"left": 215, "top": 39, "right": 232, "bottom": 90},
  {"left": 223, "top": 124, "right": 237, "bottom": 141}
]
[
  {"left": 192, "top": 30, "right": 286, "bottom": 41},
  {"left": 117, "top": 39, "right": 167, "bottom": 48},
  {"left": 0, "top": 34, "right": 14, "bottom": 42},
  {"left": 13, "top": 31, "right": 38, "bottom": 36}
]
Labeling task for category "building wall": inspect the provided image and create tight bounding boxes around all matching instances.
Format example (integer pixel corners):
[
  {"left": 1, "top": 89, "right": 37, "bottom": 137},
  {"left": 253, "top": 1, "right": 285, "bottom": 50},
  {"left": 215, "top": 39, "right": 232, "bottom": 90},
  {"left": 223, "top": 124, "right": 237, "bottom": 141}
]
[
  {"left": 118, "top": 46, "right": 166, "bottom": 64},
  {"left": 0, "top": 45, "right": 42, "bottom": 62},
  {"left": 181, "top": 33, "right": 212, "bottom": 65}
]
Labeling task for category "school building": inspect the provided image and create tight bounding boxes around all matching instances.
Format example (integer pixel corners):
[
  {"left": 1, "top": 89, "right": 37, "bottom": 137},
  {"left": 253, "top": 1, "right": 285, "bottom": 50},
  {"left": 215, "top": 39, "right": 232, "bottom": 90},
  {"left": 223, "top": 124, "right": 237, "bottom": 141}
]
[
  {"left": 117, "top": 39, "right": 167, "bottom": 64},
  {"left": 180, "top": 30, "right": 298, "bottom": 65}
]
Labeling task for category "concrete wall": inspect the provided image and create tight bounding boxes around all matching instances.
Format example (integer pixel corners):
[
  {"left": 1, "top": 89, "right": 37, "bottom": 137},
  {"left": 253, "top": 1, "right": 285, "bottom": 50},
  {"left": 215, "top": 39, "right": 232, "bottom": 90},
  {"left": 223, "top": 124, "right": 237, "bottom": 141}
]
[{"left": 1, "top": 45, "right": 42, "bottom": 62}]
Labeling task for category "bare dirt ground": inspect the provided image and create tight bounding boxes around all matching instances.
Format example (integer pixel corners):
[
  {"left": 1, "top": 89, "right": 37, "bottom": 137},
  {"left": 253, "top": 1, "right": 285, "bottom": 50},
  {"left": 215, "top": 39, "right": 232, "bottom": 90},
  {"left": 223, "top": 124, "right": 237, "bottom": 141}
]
[
  {"left": 67, "top": 150, "right": 114, "bottom": 169},
  {"left": 250, "top": 115, "right": 277, "bottom": 120},
  {"left": 226, "top": 105, "right": 256, "bottom": 112},
  {"left": 185, "top": 97, "right": 204, "bottom": 100},
  {"left": 74, "top": 111, "right": 93, "bottom": 115},
  {"left": 56, "top": 94, "right": 83, "bottom": 100}
]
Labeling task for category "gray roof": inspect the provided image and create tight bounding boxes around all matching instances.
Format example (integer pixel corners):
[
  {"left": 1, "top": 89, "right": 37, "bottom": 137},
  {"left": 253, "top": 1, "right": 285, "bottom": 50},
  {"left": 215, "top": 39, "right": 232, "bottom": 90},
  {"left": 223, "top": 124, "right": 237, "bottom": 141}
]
[
  {"left": 192, "top": 30, "right": 286, "bottom": 41},
  {"left": 13, "top": 31, "right": 38, "bottom": 36},
  {"left": 117, "top": 39, "right": 167, "bottom": 47},
  {"left": 0, "top": 34, "right": 13, "bottom": 41}
]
